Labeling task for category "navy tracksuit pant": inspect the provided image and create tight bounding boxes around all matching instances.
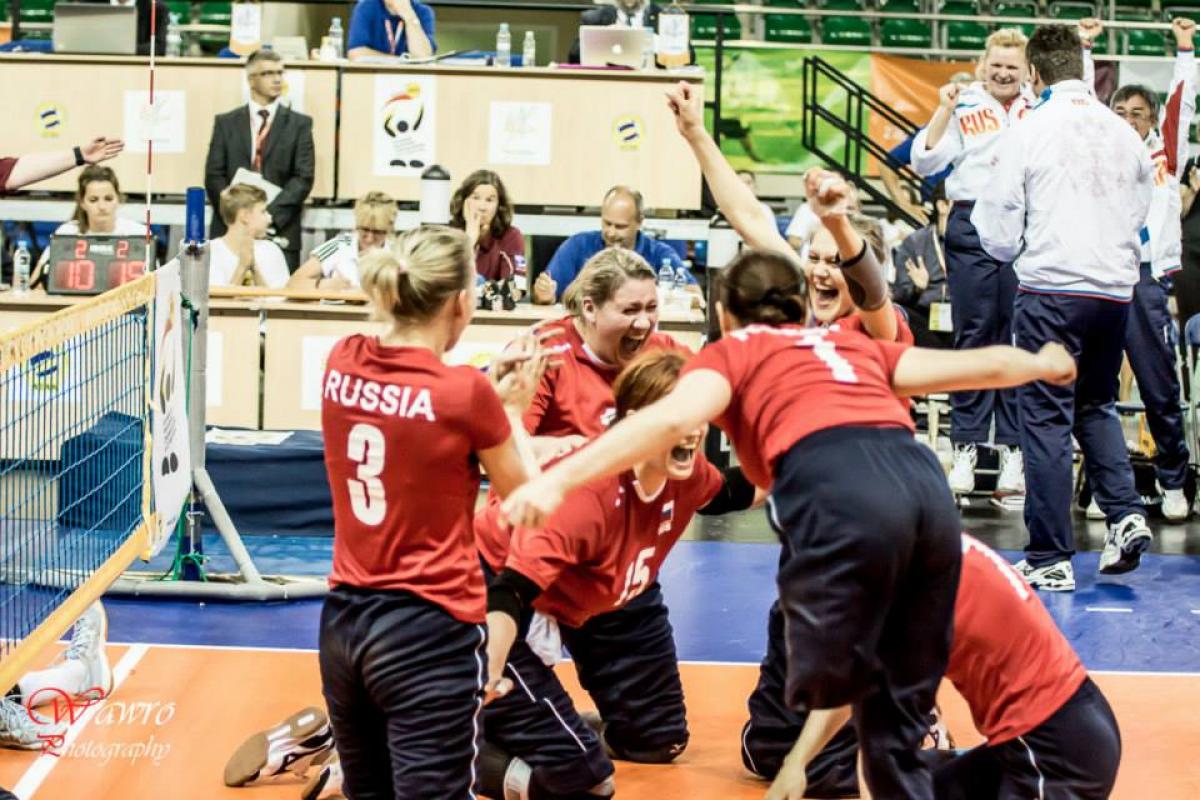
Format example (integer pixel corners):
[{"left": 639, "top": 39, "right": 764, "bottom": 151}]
[
  {"left": 1014, "top": 291, "right": 1147, "bottom": 567},
  {"left": 1126, "top": 265, "right": 1190, "bottom": 490},
  {"left": 944, "top": 203, "right": 1021, "bottom": 446}
]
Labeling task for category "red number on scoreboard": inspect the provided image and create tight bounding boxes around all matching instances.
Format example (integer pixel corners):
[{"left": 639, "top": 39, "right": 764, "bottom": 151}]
[
  {"left": 74, "top": 239, "right": 88, "bottom": 259},
  {"left": 115, "top": 240, "right": 130, "bottom": 259},
  {"left": 64, "top": 259, "right": 96, "bottom": 290},
  {"left": 107, "top": 260, "right": 145, "bottom": 286}
]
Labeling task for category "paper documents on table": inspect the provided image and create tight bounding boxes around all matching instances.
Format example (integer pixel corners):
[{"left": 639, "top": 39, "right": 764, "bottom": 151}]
[{"left": 231, "top": 168, "right": 282, "bottom": 205}]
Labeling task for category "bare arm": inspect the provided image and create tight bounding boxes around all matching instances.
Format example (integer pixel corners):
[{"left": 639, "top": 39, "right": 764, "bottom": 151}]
[
  {"left": 891, "top": 343, "right": 1076, "bottom": 397},
  {"left": 764, "top": 706, "right": 854, "bottom": 800},
  {"left": 286, "top": 256, "right": 324, "bottom": 289},
  {"left": 400, "top": 8, "right": 433, "bottom": 58},
  {"left": 502, "top": 369, "right": 732, "bottom": 528},
  {"left": 666, "top": 81, "right": 795, "bottom": 257},
  {"left": 5, "top": 138, "right": 123, "bottom": 191}
]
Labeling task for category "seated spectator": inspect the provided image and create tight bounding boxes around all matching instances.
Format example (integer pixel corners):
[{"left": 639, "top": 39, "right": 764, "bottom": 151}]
[
  {"left": 209, "top": 184, "right": 290, "bottom": 289},
  {"left": 347, "top": 0, "right": 435, "bottom": 61},
  {"left": 567, "top": 0, "right": 695, "bottom": 66},
  {"left": 31, "top": 165, "right": 146, "bottom": 282},
  {"left": 891, "top": 188, "right": 953, "bottom": 349},
  {"left": 449, "top": 170, "right": 526, "bottom": 291},
  {"left": 288, "top": 191, "right": 398, "bottom": 290},
  {"left": 534, "top": 185, "right": 693, "bottom": 304}
]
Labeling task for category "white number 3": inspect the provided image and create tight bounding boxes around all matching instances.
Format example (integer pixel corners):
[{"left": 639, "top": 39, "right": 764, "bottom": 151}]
[{"left": 347, "top": 423, "right": 386, "bottom": 525}]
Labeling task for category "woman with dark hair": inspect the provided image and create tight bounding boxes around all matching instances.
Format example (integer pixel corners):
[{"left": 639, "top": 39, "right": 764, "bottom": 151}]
[
  {"left": 449, "top": 169, "right": 527, "bottom": 289},
  {"left": 501, "top": 168, "right": 1077, "bottom": 799}
]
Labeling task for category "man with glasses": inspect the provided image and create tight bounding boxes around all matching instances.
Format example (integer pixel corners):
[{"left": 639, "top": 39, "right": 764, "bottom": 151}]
[
  {"left": 288, "top": 191, "right": 398, "bottom": 290},
  {"left": 205, "top": 49, "right": 315, "bottom": 271}
]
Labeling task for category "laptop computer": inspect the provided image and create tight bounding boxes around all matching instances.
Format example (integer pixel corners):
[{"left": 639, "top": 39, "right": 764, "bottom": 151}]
[
  {"left": 53, "top": 3, "right": 138, "bottom": 56},
  {"left": 579, "top": 25, "right": 652, "bottom": 68}
]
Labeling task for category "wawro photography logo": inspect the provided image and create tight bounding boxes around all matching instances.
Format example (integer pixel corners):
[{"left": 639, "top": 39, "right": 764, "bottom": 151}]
[{"left": 25, "top": 686, "right": 174, "bottom": 766}]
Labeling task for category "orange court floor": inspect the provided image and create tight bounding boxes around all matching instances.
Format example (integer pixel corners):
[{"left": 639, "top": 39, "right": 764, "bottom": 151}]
[{"left": 0, "top": 643, "right": 1196, "bottom": 800}]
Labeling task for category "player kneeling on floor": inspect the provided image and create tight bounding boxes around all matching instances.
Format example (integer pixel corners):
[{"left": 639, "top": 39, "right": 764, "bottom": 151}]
[
  {"left": 477, "top": 349, "right": 767, "bottom": 799},
  {"left": 753, "top": 534, "right": 1121, "bottom": 800}
]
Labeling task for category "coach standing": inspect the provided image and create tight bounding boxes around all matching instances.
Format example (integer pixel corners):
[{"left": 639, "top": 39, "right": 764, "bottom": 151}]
[
  {"left": 205, "top": 49, "right": 315, "bottom": 271},
  {"left": 911, "top": 30, "right": 1031, "bottom": 499},
  {"left": 973, "top": 25, "right": 1154, "bottom": 592}
]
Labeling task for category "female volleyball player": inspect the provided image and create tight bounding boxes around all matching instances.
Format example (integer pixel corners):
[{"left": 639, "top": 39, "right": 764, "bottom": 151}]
[
  {"left": 477, "top": 349, "right": 765, "bottom": 799},
  {"left": 766, "top": 534, "right": 1121, "bottom": 800},
  {"left": 501, "top": 168, "right": 1076, "bottom": 798},
  {"left": 317, "top": 225, "right": 544, "bottom": 799}
]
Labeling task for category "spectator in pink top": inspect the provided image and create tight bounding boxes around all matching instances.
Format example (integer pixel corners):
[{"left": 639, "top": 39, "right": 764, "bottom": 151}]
[{"left": 450, "top": 169, "right": 527, "bottom": 291}]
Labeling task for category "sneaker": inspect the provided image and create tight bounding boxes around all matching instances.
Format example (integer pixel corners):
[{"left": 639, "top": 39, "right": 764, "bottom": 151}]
[
  {"left": 1160, "top": 485, "right": 1189, "bottom": 521},
  {"left": 224, "top": 707, "right": 334, "bottom": 787},
  {"left": 947, "top": 444, "right": 977, "bottom": 494},
  {"left": 1099, "top": 514, "right": 1152, "bottom": 575},
  {"left": 1014, "top": 559, "right": 1076, "bottom": 591},
  {"left": 996, "top": 445, "right": 1025, "bottom": 494},
  {"left": 301, "top": 748, "right": 343, "bottom": 800},
  {"left": 0, "top": 697, "right": 67, "bottom": 751},
  {"left": 1086, "top": 498, "right": 1105, "bottom": 520},
  {"left": 65, "top": 601, "right": 112, "bottom": 702}
]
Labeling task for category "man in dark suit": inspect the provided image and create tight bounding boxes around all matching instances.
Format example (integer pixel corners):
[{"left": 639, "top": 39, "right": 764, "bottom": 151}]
[
  {"left": 204, "top": 49, "right": 315, "bottom": 270},
  {"left": 567, "top": 0, "right": 695, "bottom": 65}
]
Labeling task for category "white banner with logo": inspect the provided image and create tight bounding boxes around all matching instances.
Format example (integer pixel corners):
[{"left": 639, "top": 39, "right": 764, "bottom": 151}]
[{"left": 150, "top": 262, "right": 191, "bottom": 556}]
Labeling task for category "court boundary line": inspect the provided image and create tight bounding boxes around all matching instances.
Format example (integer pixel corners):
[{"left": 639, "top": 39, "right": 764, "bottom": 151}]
[
  {"left": 13, "top": 643, "right": 148, "bottom": 800},
  {"left": 105, "top": 641, "right": 1200, "bottom": 676}
]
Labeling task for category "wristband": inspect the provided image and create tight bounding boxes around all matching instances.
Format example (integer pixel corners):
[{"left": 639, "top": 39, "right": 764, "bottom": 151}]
[{"left": 73, "top": 146, "right": 85, "bottom": 167}]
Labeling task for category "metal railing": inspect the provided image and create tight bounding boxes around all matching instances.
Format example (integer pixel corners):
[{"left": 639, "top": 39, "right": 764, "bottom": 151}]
[{"left": 802, "top": 54, "right": 927, "bottom": 228}]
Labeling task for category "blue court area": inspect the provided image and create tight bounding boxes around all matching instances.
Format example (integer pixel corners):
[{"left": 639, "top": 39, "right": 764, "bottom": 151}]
[{"left": 104, "top": 535, "right": 1200, "bottom": 673}]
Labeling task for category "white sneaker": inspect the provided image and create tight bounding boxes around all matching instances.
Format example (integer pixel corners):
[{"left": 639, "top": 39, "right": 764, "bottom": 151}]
[
  {"left": 224, "top": 707, "right": 334, "bottom": 787},
  {"left": 1014, "top": 559, "right": 1075, "bottom": 591},
  {"left": 302, "top": 748, "right": 343, "bottom": 800},
  {"left": 1086, "top": 498, "right": 1105, "bottom": 520},
  {"left": 947, "top": 444, "right": 977, "bottom": 494},
  {"left": 1159, "top": 485, "right": 1189, "bottom": 521},
  {"left": 0, "top": 697, "right": 67, "bottom": 751},
  {"left": 996, "top": 445, "right": 1025, "bottom": 494},
  {"left": 1099, "top": 514, "right": 1152, "bottom": 575},
  {"left": 65, "top": 601, "right": 111, "bottom": 702}
]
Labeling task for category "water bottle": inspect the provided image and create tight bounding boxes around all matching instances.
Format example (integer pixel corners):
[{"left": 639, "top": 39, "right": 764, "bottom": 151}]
[
  {"left": 13, "top": 240, "right": 31, "bottom": 296},
  {"left": 522, "top": 30, "right": 536, "bottom": 68},
  {"left": 657, "top": 258, "right": 674, "bottom": 303},
  {"left": 673, "top": 265, "right": 689, "bottom": 300},
  {"left": 329, "top": 17, "right": 344, "bottom": 60},
  {"left": 496, "top": 23, "right": 511, "bottom": 68},
  {"left": 166, "top": 13, "right": 183, "bottom": 57}
]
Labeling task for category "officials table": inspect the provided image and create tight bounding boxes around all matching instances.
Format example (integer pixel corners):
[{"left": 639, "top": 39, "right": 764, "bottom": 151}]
[{"left": 0, "top": 290, "right": 705, "bottom": 432}]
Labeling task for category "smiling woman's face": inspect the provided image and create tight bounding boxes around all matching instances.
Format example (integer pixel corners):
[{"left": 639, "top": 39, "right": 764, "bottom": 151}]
[{"left": 802, "top": 228, "right": 854, "bottom": 325}]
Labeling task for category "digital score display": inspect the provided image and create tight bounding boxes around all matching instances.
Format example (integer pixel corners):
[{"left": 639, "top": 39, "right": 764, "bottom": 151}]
[{"left": 46, "top": 236, "right": 153, "bottom": 296}]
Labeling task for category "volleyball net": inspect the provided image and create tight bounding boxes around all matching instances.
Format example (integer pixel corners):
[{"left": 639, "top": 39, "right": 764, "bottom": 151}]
[{"left": 0, "top": 275, "right": 157, "bottom": 693}]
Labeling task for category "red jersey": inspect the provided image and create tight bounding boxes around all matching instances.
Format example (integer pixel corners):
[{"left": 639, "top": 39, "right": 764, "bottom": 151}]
[
  {"left": 322, "top": 335, "right": 511, "bottom": 623},
  {"left": 682, "top": 325, "right": 913, "bottom": 488},
  {"left": 948, "top": 535, "right": 1088, "bottom": 744},
  {"left": 476, "top": 456, "right": 724, "bottom": 628},
  {"left": 523, "top": 316, "right": 689, "bottom": 437},
  {"left": 830, "top": 307, "right": 915, "bottom": 345}
]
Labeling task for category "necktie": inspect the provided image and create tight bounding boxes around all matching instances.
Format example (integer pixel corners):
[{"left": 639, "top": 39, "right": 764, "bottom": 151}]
[{"left": 253, "top": 109, "right": 270, "bottom": 173}]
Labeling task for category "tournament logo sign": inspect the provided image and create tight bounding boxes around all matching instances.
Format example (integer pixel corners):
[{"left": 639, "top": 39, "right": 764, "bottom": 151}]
[
  {"left": 372, "top": 76, "right": 437, "bottom": 176},
  {"left": 28, "top": 349, "right": 68, "bottom": 393},
  {"left": 36, "top": 103, "right": 65, "bottom": 139},
  {"left": 613, "top": 114, "right": 644, "bottom": 151}
]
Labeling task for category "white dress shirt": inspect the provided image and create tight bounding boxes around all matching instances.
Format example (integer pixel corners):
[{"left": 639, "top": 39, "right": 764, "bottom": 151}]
[
  {"left": 971, "top": 80, "right": 1153, "bottom": 300},
  {"left": 911, "top": 82, "right": 1036, "bottom": 203}
]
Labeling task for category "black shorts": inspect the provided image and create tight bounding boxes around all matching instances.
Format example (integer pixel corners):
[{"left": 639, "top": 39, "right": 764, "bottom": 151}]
[
  {"left": 933, "top": 678, "right": 1121, "bottom": 800},
  {"left": 771, "top": 426, "right": 963, "bottom": 800},
  {"left": 318, "top": 586, "right": 486, "bottom": 800}
]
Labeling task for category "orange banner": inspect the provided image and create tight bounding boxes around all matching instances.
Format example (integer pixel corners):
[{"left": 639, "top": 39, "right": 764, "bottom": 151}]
[{"left": 868, "top": 55, "right": 974, "bottom": 174}]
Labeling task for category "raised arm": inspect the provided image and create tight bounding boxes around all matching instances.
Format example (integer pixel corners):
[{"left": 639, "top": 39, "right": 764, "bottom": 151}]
[
  {"left": 502, "top": 368, "right": 733, "bottom": 528},
  {"left": 4, "top": 138, "right": 123, "bottom": 192},
  {"left": 1163, "top": 19, "right": 1197, "bottom": 179},
  {"left": 1079, "top": 18, "right": 1102, "bottom": 92},
  {"left": 891, "top": 342, "right": 1076, "bottom": 396},
  {"left": 911, "top": 83, "right": 963, "bottom": 174},
  {"left": 666, "top": 81, "right": 795, "bottom": 257}
]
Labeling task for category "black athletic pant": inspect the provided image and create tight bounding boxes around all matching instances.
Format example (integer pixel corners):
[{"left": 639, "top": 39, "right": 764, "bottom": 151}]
[
  {"left": 771, "top": 426, "right": 963, "bottom": 800},
  {"left": 934, "top": 678, "right": 1121, "bottom": 800},
  {"left": 560, "top": 582, "right": 689, "bottom": 763},
  {"left": 319, "top": 586, "right": 486, "bottom": 800}
]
